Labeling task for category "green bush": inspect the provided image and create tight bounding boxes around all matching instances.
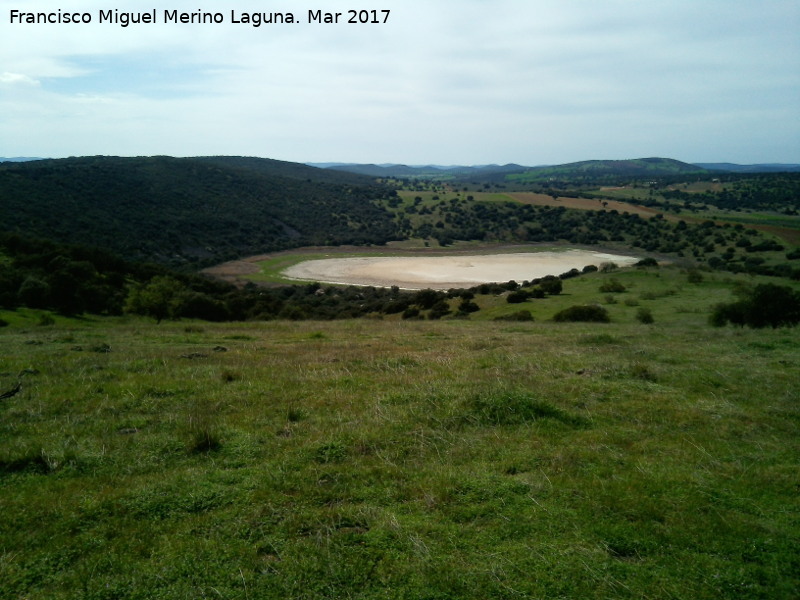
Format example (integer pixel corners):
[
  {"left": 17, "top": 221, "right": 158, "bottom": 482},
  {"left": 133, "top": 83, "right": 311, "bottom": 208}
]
[
  {"left": 552, "top": 304, "right": 610, "bottom": 323},
  {"left": 539, "top": 277, "right": 563, "bottom": 295},
  {"left": 687, "top": 269, "right": 704, "bottom": 283},
  {"left": 428, "top": 300, "right": 452, "bottom": 320},
  {"left": 458, "top": 299, "right": 480, "bottom": 314},
  {"left": 600, "top": 262, "right": 618, "bottom": 273},
  {"left": 494, "top": 310, "right": 534, "bottom": 322},
  {"left": 636, "top": 307, "right": 654, "bottom": 324},
  {"left": 710, "top": 283, "right": 800, "bottom": 328},
  {"left": 506, "top": 290, "right": 530, "bottom": 304},
  {"left": 402, "top": 306, "right": 421, "bottom": 319},
  {"left": 599, "top": 278, "right": 626, "bottom": 293}
]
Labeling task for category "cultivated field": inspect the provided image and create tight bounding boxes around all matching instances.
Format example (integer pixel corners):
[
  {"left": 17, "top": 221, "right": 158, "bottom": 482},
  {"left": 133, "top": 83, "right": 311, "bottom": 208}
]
[{"left": 506, "top": 192, "right": 663, "bottom": 219}]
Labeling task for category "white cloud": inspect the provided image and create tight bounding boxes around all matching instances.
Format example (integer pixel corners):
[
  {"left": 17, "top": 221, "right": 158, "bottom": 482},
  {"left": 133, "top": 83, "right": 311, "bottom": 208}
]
[
  {"left": 0, "top": 0, "right": 798, "bottom": 163},
  {"left": 0, "top": 72, "right": 40, "bottom": 85}
]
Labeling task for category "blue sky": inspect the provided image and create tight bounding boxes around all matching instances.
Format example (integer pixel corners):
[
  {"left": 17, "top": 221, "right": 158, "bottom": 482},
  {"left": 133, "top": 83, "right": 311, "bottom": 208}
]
[{"left": 1, "top": 0, "right": 798, "bottom": 165}]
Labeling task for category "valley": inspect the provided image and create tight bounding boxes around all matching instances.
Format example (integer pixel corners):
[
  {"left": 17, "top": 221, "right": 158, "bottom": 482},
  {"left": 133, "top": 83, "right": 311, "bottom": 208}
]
[{"left": 1, "top": 154, "right": 798, "bottom": 598}]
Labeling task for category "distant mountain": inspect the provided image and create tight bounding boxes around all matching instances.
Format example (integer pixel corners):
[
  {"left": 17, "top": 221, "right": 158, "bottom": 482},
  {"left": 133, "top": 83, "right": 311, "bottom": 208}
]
[
  {"left": 513, "top": 157, "right": 708, "bottom": 180},
  {"left": 326, "top": 163, "right": 528, "bottom": 180},
  {"left": 326, "top": 157, "right": 729, "bottom": 184},
  {"left": 0, "top": 156, "right": 399, "bottom": 267},
  {"left": 0, "top": 157, "right": 43, "bottom": 162},
  {"left": 693, "top": 163, "right": 800, "bottom": 173}
]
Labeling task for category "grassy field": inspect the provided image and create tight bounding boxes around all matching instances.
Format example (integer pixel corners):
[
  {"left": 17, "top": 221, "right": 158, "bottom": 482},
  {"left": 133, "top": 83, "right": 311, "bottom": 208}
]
[{"left": 1, "top": 265, "right": 798, "bottom": 599}]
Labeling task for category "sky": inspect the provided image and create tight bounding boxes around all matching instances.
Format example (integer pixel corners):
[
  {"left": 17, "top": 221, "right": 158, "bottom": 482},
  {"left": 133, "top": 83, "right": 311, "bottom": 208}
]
[{"left": 1, "top": 0, "right": 799, "bottom": 165}]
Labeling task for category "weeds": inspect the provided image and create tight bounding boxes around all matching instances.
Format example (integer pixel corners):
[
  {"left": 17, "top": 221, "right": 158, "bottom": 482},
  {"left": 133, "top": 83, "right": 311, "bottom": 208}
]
[
  {"left": 185, "top": 400, "right": 223, "bottom": 453},
  {"left": 467, "top": 390, "right": 588, "bottom": 427}
]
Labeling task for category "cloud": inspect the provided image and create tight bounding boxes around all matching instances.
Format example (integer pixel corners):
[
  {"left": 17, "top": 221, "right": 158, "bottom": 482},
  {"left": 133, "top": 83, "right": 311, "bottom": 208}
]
[
  {"left": 0, "top": 72, "right": 40, "bottom": 86},
  {"left": 0, "top": 0, "right": 798, "bottom": 163}
]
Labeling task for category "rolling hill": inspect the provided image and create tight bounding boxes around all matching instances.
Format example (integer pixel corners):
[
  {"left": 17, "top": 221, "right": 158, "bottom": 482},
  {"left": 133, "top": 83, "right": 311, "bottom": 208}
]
[
  {"left": 0, "top": 156, "right": 399, "bottom": 267},
  {"left": 325, "top": 157, "right": 714, "bottom": 185},
  {"left": 325, "top": 158, "right": 800, "bottom": 184}
]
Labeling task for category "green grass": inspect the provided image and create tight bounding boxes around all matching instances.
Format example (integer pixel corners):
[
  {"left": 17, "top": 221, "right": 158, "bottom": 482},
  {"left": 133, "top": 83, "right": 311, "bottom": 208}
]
[{"left": 1, "top": 270, "right": 799, "bottom": 598}]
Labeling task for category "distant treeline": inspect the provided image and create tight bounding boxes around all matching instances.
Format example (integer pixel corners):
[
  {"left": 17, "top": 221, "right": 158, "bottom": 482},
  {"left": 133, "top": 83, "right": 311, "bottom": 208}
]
[
  {"left": 394, "top": 197, "right": 798, "bottom": 278},
  {"left": 0, "top": 233, "right": 479, "bottom": 321},
  {"left": 1, "top": 156, "right": 798, "bottom": 323},
  {"left": 658, "top": 173, "right": 800, "bottom": 213},
  {"left": 0, "top": 233, "right": 610, "bottom": 323}
]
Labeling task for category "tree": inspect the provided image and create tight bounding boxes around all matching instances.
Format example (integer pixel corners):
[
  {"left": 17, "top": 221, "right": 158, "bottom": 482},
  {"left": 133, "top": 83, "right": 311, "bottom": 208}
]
[
  {"left": 710, "top": 283, "right": 800, "bottom": 328},
  {"left": 18, "top": 276, "right": 50, "bottom": 309},
  {"left": 539, "top": 277, "right": 563, "bottom": 295},
  {"left": 599, "top": 278, "right": 626, "bottom": 293},
  {"left": 428, "top": 300, "right": 451, "bottom": 320},
  {"left": 124, "top": 276, "right": 187, "bottom": 323},
  {"left": 458, "top": 298, "right": 480, "bottom": 314}
]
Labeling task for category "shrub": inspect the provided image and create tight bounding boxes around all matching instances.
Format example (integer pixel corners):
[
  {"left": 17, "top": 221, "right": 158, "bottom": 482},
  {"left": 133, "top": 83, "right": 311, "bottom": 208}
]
[
  {"left": 599, "top": 278, "right": 626, "bottom": 293},
  {"left": 636, "top": 257, "right": 659, "bottom": 267},
  {"left": 636, "top": 307, "right": 654, "bottom": 324},
  {"left": 37, "top": 313, "right": 55, "bottom": 326},
  {"left": 710, "top": 283, "right": 800, "bottom": 328},
  {"left": 458, "top": 299, "right": 480, "bottom": 313},
  {"left": 506, "top": 290, "right": 530, "bottom": 304},
  {"left": 687, "top": 269, "right": 704, "bottom": 284},
  {"left": 494, "top": 310, "right": 534, "bottom": 322},
  {"left": 559, "top": 268, "right": 581, "bottom": 279},
  {"left": 600, "top": 262, "right": 618, "bottom": 273},
  {"left": 539, "top": 277, "right": 563, "bottom": 295},
  {"left": 402, "top": 306, "right": 421, "bottom": 319},
  {"left": 552, "top": 304, "right": 610, "bottom": 323},
  {"left": 428, "top": 300, "right": 451, "bottom": 320}
]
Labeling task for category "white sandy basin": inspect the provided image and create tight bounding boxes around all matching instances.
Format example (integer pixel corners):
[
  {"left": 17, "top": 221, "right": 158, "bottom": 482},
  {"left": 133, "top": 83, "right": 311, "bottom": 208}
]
[{"left": 282, "top": 250, "right": 640, "bottom": 290}]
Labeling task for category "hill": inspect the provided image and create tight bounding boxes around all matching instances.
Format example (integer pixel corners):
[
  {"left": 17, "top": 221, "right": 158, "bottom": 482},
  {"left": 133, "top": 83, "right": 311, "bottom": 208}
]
[
  {"left": 694, "top": 162, "right": 800, "bottom": 173},
  {"left": 327, "top": 157, "right": 717, "bottom": 186},
  {"left": 194, "top": 155, "right": 386, "bottom": 185},
  {"left": 326, "top": 162, "right": 527, "bottom": 180},
  {"left": 0, "top": 156, "right": 399, "bottom": 267},
  {"left": 505, "top": 158, "right": 710, "bottom": 185},
  {"left": 1, "top": 262, "right": 799, "bottom": 598}
]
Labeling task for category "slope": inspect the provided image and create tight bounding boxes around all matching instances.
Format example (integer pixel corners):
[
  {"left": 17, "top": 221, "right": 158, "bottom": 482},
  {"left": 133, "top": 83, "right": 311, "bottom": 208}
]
[{"left": 0, "top": 156, "right": 399, "bottom": 267}]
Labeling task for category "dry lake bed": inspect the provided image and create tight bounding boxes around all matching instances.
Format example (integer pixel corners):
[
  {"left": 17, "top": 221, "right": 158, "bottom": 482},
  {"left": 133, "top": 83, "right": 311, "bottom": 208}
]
[{"left": 282, "top": 249, "right": 640, "bottom": 289}]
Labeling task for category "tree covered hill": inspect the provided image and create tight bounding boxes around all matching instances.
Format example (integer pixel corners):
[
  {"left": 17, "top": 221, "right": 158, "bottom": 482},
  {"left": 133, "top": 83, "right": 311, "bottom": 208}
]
[
  {"left": 326, "top": 163, "right": 527, "bottom": 180},
  {"left": 193, "top": 155, "right": 387, "bottom": 185},
  {"left": 0, "top": 156, "right": 399, "bottom": 267},
  {"left": 505, "top": 158, "right": 710, "bottom": 186},
  {"left": 327, "top": 158, "right": 712, "bottom": 185}
]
